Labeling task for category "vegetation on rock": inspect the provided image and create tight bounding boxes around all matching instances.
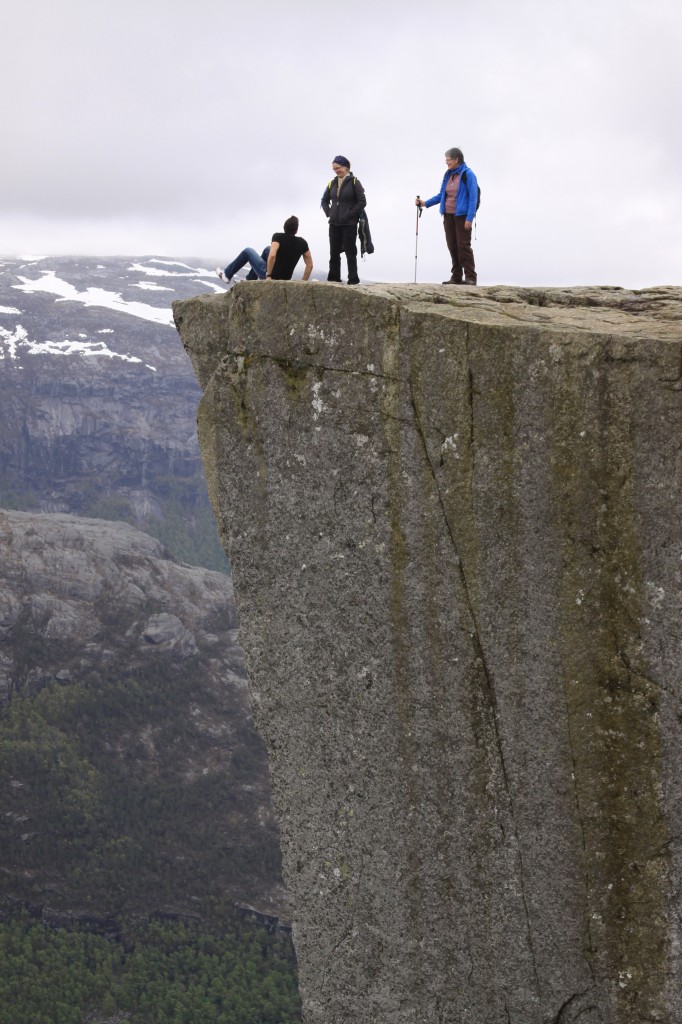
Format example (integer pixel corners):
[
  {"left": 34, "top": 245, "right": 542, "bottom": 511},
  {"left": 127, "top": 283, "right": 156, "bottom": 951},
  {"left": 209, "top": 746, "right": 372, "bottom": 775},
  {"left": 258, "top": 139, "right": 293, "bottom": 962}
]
[{"left": 0, "top": 914, "right": 300, "bottom": 1024}]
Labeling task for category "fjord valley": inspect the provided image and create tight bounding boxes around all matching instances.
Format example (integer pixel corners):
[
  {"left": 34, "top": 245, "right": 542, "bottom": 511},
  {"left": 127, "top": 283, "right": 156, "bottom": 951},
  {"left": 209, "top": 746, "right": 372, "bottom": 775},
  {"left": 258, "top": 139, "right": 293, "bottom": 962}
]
[{"left": 0, "top": 256, "right": 300, "bottom": 1023}]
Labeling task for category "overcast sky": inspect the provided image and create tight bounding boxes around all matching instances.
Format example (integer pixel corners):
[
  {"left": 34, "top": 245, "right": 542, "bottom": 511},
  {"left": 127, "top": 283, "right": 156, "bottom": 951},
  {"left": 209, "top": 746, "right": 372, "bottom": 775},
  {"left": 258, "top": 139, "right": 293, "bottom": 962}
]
[{"left": 3, "top": 0, "right": 680, "bottom": 287}]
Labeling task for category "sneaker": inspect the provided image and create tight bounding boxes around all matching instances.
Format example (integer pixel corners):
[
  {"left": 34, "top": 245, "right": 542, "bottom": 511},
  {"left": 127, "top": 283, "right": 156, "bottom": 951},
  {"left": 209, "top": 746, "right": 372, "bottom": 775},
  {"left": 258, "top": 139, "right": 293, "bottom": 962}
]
[{"left": 215, "top": 267, "right": 230, "bottom": 284}]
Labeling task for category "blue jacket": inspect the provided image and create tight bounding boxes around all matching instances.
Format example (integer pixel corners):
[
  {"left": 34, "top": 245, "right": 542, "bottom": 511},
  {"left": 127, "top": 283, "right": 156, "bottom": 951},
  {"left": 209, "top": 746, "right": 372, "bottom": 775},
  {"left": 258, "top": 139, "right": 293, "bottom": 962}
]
[{"left": 425, "top": 163, "right": 478, "bottom": 220}]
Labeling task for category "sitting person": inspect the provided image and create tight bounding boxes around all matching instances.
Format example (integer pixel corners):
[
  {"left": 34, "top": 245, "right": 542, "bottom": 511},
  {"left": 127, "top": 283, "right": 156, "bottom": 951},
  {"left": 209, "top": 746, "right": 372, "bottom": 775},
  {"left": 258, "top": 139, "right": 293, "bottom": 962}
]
[{"left": 217, "top": 216, "right": 313, "bottom": 283}]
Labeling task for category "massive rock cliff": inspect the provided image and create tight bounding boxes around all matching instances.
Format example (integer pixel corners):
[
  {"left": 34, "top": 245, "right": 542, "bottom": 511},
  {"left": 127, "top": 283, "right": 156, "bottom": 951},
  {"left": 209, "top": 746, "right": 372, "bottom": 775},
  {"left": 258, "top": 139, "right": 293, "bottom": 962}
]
[{"left": 174, "top": 282, "right": 682, "bottom": 1024}]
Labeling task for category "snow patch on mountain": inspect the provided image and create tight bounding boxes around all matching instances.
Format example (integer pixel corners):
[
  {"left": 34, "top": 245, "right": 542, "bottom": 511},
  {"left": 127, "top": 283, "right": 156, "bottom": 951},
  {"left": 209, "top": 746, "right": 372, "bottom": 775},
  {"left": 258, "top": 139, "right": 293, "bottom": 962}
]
[
  {"left": 128, "top": 261, "right": 214, "bottom": 280},
  {"left": 0, "top": 256, "right": 223, "bottom": 372},
  {"left": 198, "top": 279, "right": 224, "bottom": 295},
  {"left": 0, "top": 325, "right": 29, "bottom": 360},
  {"left": 13, "top": 272, "right": 175, "bottom": 326},
  {"left": 148, "top": 259, "right": 200, "bottom": 270},
  {"left": 0, "top": 321, "right": 147, "bottom": 366}
]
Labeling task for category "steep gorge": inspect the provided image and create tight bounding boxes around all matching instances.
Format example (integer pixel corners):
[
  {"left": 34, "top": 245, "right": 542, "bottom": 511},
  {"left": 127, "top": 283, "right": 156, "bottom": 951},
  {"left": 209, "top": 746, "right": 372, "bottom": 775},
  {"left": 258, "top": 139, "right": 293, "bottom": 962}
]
[{"left": 174, "top": 282, "right": 682, "bottom": 1024}]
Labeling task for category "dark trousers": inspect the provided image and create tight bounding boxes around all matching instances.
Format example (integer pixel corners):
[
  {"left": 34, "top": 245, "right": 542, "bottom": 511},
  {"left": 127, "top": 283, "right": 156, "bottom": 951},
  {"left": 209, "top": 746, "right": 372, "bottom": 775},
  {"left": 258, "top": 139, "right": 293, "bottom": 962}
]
[
  {"left": 443, "top": 214, "right": 476, "bottom": 284},
  {"left": 328, "top": 223, "right": 359, "bottom": 283}
]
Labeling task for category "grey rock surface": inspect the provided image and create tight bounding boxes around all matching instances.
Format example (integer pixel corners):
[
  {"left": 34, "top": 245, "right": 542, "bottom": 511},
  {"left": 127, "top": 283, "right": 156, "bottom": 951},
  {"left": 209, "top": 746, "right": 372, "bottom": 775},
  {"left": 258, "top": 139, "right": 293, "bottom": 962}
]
[{"left": 174, "top": 282, "right": 682, "bottom": 1024}]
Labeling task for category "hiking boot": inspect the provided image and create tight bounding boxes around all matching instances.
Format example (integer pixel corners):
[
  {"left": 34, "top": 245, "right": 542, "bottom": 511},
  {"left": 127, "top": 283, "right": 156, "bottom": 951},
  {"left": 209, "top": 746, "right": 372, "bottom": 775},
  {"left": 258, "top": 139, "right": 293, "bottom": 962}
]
[{"left": 442, "top": 278, "right": 463, "bottom": 285}]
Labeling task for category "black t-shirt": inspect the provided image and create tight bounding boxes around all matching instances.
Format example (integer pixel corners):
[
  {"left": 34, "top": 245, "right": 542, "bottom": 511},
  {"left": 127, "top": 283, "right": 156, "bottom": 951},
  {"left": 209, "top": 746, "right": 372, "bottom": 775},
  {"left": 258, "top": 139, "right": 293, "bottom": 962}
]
[{"left": 270, "top": 233, "right": 309, "bottom": 279}]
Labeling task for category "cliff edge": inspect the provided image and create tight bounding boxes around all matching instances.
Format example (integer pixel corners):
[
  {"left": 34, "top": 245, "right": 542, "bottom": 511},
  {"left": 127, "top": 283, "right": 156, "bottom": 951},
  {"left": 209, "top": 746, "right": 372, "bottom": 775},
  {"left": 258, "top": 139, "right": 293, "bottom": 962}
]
[{"left": 174, "top": 282, "right": 682, "bottom": 1024}]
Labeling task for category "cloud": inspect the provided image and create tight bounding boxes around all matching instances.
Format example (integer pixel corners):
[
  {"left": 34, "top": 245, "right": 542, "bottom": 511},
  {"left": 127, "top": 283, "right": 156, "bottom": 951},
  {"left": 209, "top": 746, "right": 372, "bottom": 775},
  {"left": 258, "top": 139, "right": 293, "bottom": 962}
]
[{"left": 1, "top": 0, "right": 680, "bottom": 286}]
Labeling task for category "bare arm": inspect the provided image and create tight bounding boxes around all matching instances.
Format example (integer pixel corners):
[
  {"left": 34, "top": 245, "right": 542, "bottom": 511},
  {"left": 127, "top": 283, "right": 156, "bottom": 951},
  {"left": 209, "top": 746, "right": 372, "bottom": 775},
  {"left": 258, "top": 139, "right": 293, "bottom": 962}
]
[
  {"left": 265, "top": 241, "right": 279, "bottom": 279},
  {"left": 302, "top": 250, "right": 313, "bottom": 281}
]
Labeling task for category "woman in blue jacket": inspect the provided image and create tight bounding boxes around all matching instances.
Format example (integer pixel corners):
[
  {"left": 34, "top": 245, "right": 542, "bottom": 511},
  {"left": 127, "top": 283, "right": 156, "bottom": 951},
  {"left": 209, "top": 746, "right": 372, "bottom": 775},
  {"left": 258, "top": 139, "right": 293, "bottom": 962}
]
[{"left": 417, "top": 147, "right": 478, "bottom": 285}]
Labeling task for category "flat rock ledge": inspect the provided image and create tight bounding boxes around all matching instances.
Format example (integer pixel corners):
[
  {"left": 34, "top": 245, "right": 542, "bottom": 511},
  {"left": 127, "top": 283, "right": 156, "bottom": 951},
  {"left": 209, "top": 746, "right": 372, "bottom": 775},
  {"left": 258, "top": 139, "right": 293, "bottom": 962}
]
[{"left": 174, "top": 283, "right": 682, "bottom": 1024}]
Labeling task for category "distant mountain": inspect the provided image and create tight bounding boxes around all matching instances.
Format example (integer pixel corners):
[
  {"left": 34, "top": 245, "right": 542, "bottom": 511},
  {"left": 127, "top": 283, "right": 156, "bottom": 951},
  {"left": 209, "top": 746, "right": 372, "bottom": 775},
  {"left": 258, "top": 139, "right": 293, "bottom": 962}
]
[{"left": 0, "top": 256, "right": 228, "bottom": 571}]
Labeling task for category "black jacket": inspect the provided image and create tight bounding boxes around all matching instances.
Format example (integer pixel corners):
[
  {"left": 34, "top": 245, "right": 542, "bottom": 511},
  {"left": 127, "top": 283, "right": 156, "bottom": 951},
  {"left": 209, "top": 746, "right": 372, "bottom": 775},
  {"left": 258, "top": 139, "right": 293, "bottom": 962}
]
[
  {"left": 358, "top": 212, "right": 374, "bottom": 256},
  {"left": 321, "top": 174, "right": 366, "bottom": 227}
]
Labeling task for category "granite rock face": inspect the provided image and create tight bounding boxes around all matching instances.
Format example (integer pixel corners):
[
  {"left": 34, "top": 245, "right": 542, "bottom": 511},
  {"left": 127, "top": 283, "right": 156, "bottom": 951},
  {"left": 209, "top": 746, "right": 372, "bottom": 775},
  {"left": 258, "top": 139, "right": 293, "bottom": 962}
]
[{"left": 174, "top": 282, "right": 682, "bottom": 1024}]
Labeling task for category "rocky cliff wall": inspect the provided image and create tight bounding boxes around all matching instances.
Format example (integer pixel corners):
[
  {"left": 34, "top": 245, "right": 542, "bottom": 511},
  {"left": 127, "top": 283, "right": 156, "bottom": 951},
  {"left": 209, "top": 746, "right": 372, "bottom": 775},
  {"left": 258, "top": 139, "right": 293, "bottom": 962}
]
[{"left": 174, "top": 282, "right": 682, "bottom": 1024}]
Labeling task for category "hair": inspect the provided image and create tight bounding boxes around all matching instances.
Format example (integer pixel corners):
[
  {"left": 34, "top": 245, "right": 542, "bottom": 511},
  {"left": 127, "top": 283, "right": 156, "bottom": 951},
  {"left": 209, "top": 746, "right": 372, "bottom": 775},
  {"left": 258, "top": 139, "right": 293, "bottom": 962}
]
[
  {"left": 283, "top": 215, "right": 299, "bottom": 235},
  {"left": 445, "top": 147, "right": 464, "bottom": 163}
]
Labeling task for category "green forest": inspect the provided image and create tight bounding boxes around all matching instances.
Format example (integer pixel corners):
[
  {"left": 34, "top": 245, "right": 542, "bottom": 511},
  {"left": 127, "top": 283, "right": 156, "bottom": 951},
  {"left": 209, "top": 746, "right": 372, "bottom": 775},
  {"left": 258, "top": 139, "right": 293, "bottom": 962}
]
[
  {"left": 0, "top": 579, "right": 297, "bottom": 1020},
  {"left": 0, "top": 914, "right": 300, "bottom": 1024},
  {"left": 0, "top": 654, "right": 281, "bottom": 918}
]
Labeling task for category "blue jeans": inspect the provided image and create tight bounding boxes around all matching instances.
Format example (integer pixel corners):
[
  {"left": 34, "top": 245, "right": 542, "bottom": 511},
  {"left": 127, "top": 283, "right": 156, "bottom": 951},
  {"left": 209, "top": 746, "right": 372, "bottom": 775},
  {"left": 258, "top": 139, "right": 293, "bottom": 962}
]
[{"left": 224, "top": 246, "right": 270, "bottom": 281}]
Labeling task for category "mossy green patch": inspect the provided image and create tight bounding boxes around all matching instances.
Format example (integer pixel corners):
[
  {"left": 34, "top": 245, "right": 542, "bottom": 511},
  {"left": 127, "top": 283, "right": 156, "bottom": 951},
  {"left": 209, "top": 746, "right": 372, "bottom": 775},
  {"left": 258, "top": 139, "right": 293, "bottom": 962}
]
[
  {"left": 550, "top": 339, "right": 669, "bottom": 1020},
  {"left": 279, "top": 358, "right": 312, "bottom": 400}
]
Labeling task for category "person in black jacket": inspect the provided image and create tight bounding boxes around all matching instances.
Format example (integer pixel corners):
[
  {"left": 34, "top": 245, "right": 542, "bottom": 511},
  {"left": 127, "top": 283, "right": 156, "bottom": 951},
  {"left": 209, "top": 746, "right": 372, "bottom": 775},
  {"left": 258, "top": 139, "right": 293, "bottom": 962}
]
[{"left": 320, "top": 155, "right": 366, "bottom": 285}]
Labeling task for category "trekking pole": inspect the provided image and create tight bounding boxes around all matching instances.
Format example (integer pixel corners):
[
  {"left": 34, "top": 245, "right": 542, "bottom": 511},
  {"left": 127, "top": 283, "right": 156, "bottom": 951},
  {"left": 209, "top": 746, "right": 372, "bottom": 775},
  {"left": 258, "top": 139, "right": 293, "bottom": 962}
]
[{"left": 414, "top": 197, "right": 423, "bottom": 283}]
